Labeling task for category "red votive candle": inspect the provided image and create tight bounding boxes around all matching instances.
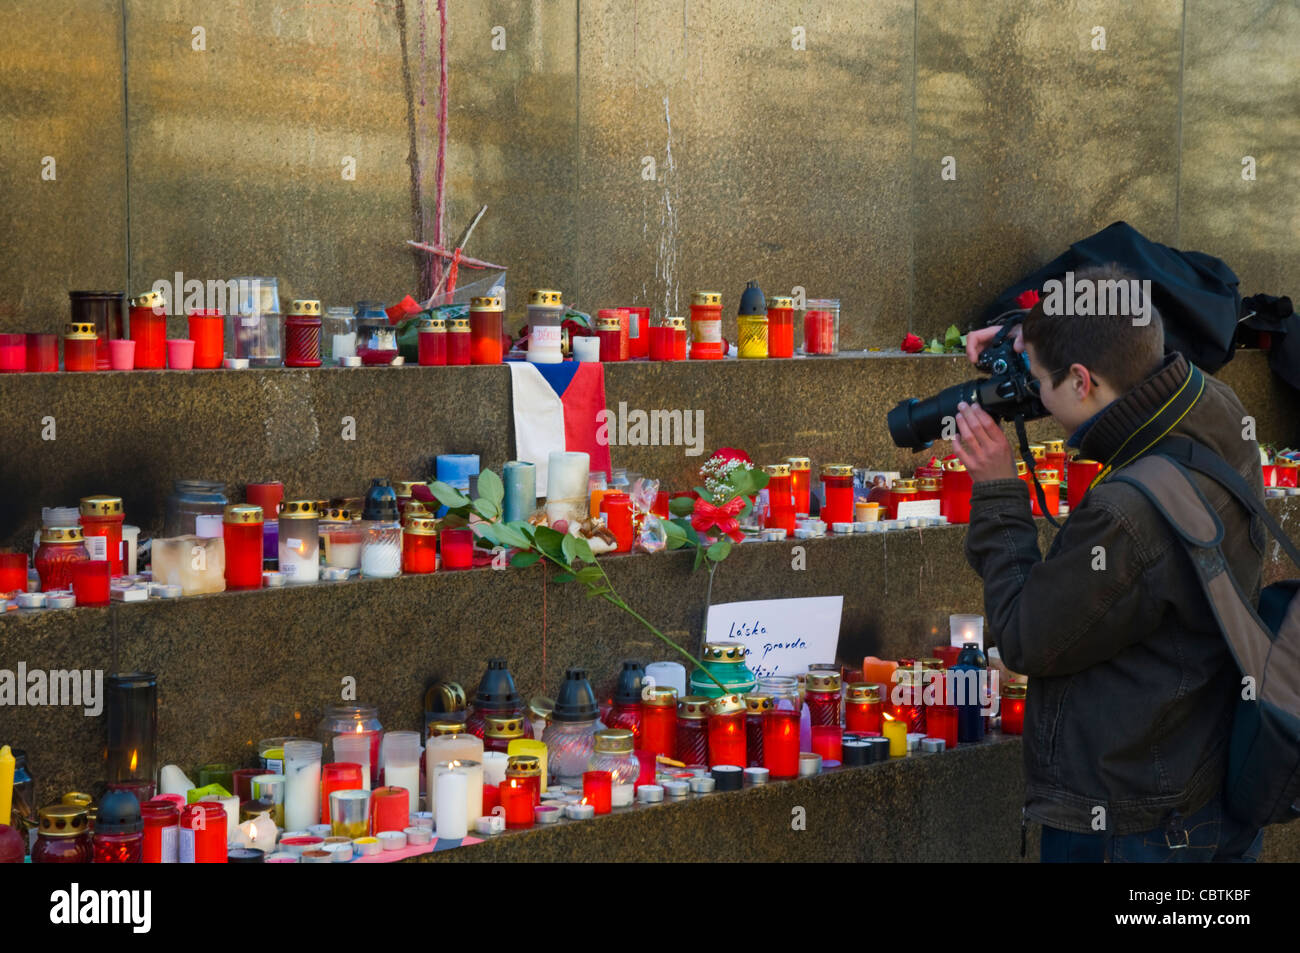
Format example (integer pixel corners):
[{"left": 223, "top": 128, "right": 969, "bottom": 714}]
[
  {"left": 1067, "top": 457, "right": 1102, "bottom": 511},
  {"left": 482, "top": 783, "right": 500, "bottom": 816},
  {"left": 502, "top": 758, "right": 542, "bottom": 829},
  {"left": 597, "top": 312, "right": 624, "bottom": 362},
  {"left": 141, "top": 800, "right": 179, "bottom": 863},
  {"left": 744, "top": 695, "right": 770, "bottom": 767},
  {"left": 649, "top": 317, "right": 676, "bottom": 361},
  {"left": 689, "top": 292, "right": 724, "bottom": 360},
  {"left": 764, "top": 466, "right": 796, "bottom": 536},
  {"left": 940, "top": 457, "right": 973, "bottom": 523},
  {"left": 179, "top": 803, "right": 227, "bottom": 863},
  {"left": 71, "top": 560, "right": 111, "bottom": 607},
  {"left": 805, "top": 671, "right": 842, "bottom": 727},
  {"left": 767, "top": 297, "right": 795, "bottom": 358},
  {"left": 641, "top": 688, "right": 678, "bottom": 759},
  {"left": 369, "top": 786, "right": 409, "bottom": 834},
  {"left": 583, "top": 771, "right": 613, "bottom": 815},
  {"left": 926, "top": 704, "right": 959, "bottom": 749},
  {"left": 820, "top": 464, "right": 855, "bottom": 525},
  {"left": 763, "top": 709, "right": 800, "bottom": 779},
  {"left": 223, "top": 504, "right": 264, "bottom": 589},
  {"left": 129, "top": 292, "right": 168, "bottom": 369},
  {"left": 676, "top": 697, "right": 710, "bottom": 766},
  {"left": 447, "top": 317, "right": 471, "bottom": 365},
  {"left": 600, "top": 491, "right": 633, "bottom": 552},
  {"left": 187, "top": 309, "right": 224, "bottom": 369},
  {"left": 440, "top": 526, "right": 473, "bottom": 570},
  {"left": 320, "top": 763, "right": 364, "bottom": 824},
  {"left": 1001, "top": 685, "right": 1026, "bottom": 735},
  {"left": 0, "top": 553, "right": 28, "bottom": 597},
  {"left": 79, "top": 495, "right": 125, "bottom": 576},
  {"left": 706, "top": 695, "right": 747, "bottom": 768},
  {"left": 623, "top": 306, "right": 650, "bottom": 359},
  {"left": 418, "top": 317, "right": 447, "bottom": 365},
  {"left": 845, "top": 683, "right": 883, "bottom": 734},
  {"left": 64, "top": 322, "right": 98, "bottom": 372},
  {"left": 0, "top": 333, "right": 25, "bottom": 372},
  {"left": 26, "top": 332, "right": 58, "bottom": 372},
  {"left": 470, "top": 296, "right": 504, "bottom": 365},
  {"left": 284, "top": 301, "right": 323, "bottom": 367},
  {"left": 811, "top": 725, "right": 843, "bottom": 763},
  {"left": 402, "top": 516, "right": 439, "bottom": 573}
]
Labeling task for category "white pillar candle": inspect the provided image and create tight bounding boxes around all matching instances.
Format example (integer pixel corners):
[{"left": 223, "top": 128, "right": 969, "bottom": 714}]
[
  {"left": 380, "top": 731, "right": 422, "bottom": 816},
  {"left": 546, "top": 451, "right": 590, "bottom": 525},
  {"left": 332, "top": 331, "right": 357, "bottom": 359},
  {"left": 435, "top": 770, "right": 468, "bottom": 840},
  {"left": 572, "top": 335, "right": 601, "bottom": 362},
  {"left": 278, "top": 533, "right": 320, "bottom": 584},
  {"left": 159, "top": 764, "right": 195, "bottom": 798},
  {"left": 424, "top": 734, "right": 483, "bottom": 816},
  {"left": 949, "top": 613, "right": 985, "bottom": 650},
  {"left": 232, "top": 811, "right": 278, "bottom": 855},
  {"left": 201, "top": 794, "right": 241, "bottom": 844},
  {"left": 332, "top": 735, "right": 372, "bottom": 791},
  {"left": 645, "top": 661, "right": 687, "bottom": 699},
  {"left": 283, "top": 740, "right": 323, "bottom": 831},
  {"left": 433, "top": 759, "right": 482, "bottom": 829},
  {"left": 612, "top": 783, "right": 635, "bottom": 808},
  {"left": 481, "top": 751, "right": 510, "bottom": 787}
]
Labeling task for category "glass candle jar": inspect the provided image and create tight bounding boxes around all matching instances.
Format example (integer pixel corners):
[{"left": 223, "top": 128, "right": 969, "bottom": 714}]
[
  {"left": 164, "top": 479, "right": 229, "bottom": 538},
  {"left": 845, "top": 683, "right": 883, "bottom": 734},
  {"left": 886, "top": 668, "right": 926, "bottom": 734},
  {"left": 648, "top": 315, "right": 679, "bottom": 361},
  {"left": 35, "top": 526, "right": 89, "bottom": 591},
  {"left": 129, "top": 291, "right": 168, "bottom": 369},
  {"left": 484, "top": 715, "right": 526, "bottom": 754},
  {"left": 357, "top": 315, "right": 398, "bottom": 365},
  {"left": 819, "top": 464, "right": 855, "bottom": 525},
  {"left": 319, "top": 705, "right": 382, "bottom": 785},
  {"left": 185, "top": 309, "right": 224, "bottom": 369},
  {"left": 760, "top": 676, "right": 801, "bottom": 779},
  {"left": 623, "top": 305, "right": 650, "bottom": 359},
  {"left": 401, "top": 516, "right": 438, "bottom": 574},
  {"left": 641, "top": 687, "right": 678, "bottom": 759},
  {"left": 597, "top": 314, "right": 623, "bottom": 362},
  {"left": 1044, "top": 439, "right": 1067, "bottom": 483},
  {"left": 360, "top": 481, "right": 402, "bottom": 579},
  {"left": 319, "top": 508, "right": 360, "bottom": 573},
  {"left": 324, "top": 306, "right": 357, "bottom": 363},
  {"left": 583, "top": 770, "right": 613, "bottom": 814},
  {"left": 1067, "top": 457, "right": 1102, "bottom": 511},
  {"left": 79, "top": 494, "right": 125, "bottom": 575},
  {"left": 803, "top": 298, "right": 840, "bottom": 355},
  {"left": 71, "top": 560, "right": 111, "bottom": 606},
  {"left": 69, "top": 290, "right": 125, "bottom": 369},
  {"left": 228, "top": 277, "right": 282, "bottom": 366},
  {"left": 63, "top": 322, "right": 98, "bottom": 372},
  {"left": 737, "top": 313, "right": 768, "bottom": 359},
  {"left": 763, "top": 464, "right": 796, "bottom": 536},
  {"left": 888, "top": 478, "right": 918, "bottom": 520},
  {"left": 141, "top": 800, "right": 179, "bottom": 863},
  {"left": 587, "top": 730, "right": 639, "bottom": 807},
  {"left": 1001, "top": 684, "right": 1026, "bottom": 735},
  {"left": 690, "top": 642, "right": 758, "bottom": 698},
  {"left": 438, "top": 526, "right": 474, "bottom": 570},
  {"left": 469, "top": 295, "right": 504, "bottom": 364},
  {"left": 32, "top": 805, "right": 93, "bottom": 863},
  {"left": 811, "top": 725, "right": 843, "bottom": 763},
  {"left": 925, "top": 703, "right": 959, "bottom": 749},
  {"left": 526, "top": 289, "right": 565, "bottom": 364},
  {"left": 675, "top": 697, "right": 710, "bottom": 766},
  {"left": 447, "top": 317, "right": 471, "bottom": 366},
  {"left": 93, "top": 790, "right": 143, "bottom": 863},
  {"left": 26, "top": 332, "right": 58, "bottom": 372},
  {"left": 600, "top": 491, "right": 633, "bottom": 552},
  {"left": 952, "top": 642, "right": 988, "bottom": 744},
  {"left": 917, "top": 476, "right": 940, "bottom": 503},
  {"left": 767, "top": 296, "right": 795, "bottom": 358},
  {"left": 222, "top": 504, "right": 264, "bottom": 589},
  {"left": 278, "top": 500, "right": 321, "bottom": 583},
  {"left": 941, "top": 457, "right": 973, "bottom": 523},
  {"left": 1033, "top": 468, "right": 1061, "bottom": 518},
  {"left": 319, "top": 763, "right": 364, "bottom": 824},
  {"left": 689, "top": 292, "right": 724, "bottom": 360},
  {"left": 502, "top": 756, "right": 542, "bottom": 828},
  {"left": 806, "top": 671, "right": 842, "bottom": 727},
  {"left": 706, "top": 694, "right": 747, "bottom": 767},
  {"left": 743, "top": 694, "right": 771, "bottom": 767},
  {"left": 784, "top": 456, "right": 812, "bottom": 514},
  {"left": 284, "top": 299, "right": 323, "bottom": 367},
  {"left": 179, "top": 802, "right": 227, "bottom": 863},
  {"left": 0, "top": 553, "right": 26, "bottom": 598}
]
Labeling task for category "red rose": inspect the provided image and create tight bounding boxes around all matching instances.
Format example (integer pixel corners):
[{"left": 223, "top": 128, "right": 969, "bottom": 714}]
[
  {"left": 708, "top": 447, "right": 752, "bottom": 467},
  {"left": 901, "top": 333, "right": 925, "bottom": 353},
  {"left": 1015, "top": 289, "right": 1041, "bottom": 310}
]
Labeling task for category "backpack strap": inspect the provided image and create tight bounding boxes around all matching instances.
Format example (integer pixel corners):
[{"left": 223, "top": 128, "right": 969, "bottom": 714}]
[{"left": 1111, "top": 455, "right": 1272, "bottom": 689}]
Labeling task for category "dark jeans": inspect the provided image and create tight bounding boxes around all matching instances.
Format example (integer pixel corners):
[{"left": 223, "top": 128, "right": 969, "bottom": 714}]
[{"left": 1040, "top": 791, "right": 1264, "bottom": 863}]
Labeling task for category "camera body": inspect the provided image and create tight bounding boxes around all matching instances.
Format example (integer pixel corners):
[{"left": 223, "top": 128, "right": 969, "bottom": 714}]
[{"left": 887, "top": 318, "right": 1048, "bottom": 452}]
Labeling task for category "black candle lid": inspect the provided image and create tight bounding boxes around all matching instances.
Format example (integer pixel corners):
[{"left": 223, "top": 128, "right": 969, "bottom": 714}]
[
  {"left": 95, "top": 790, "right": 142, "bottom": 835},
  {"left": 954, "top": 643, "right": 988, "bottom": 669},
  {"left": 613, "top": 660, "right": 647, "bottom": 705},
  {"left": 552, "top": 667, "right": 598, "bottom": 722},
  {"left": 737, "top": 280, "right": 766, "bottom": 316},
  {"left": 362, "top": 478, "right": 399, "bottom": 521},
  {"left": 474, "top": 658, "right": 522, "bottom": 712}
]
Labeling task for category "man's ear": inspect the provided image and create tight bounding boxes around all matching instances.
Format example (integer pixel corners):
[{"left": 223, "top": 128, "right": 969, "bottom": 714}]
[{"left": 1070, "top": 363, "right": 1095, "bottom": 400}]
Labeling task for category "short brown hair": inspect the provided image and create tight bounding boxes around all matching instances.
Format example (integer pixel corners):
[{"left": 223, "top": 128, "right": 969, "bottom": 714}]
[{"left": 1021, "top": 263, "right": 1164, "bottom": 393}]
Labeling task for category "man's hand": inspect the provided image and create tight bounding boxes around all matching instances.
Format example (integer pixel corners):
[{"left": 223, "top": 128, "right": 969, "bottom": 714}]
[
  {"left": 964, "top": 323, "right": 1024, "bottom": 365},
  {"left": 952, "top": 401, "right": 1017, "bottom": 482}
]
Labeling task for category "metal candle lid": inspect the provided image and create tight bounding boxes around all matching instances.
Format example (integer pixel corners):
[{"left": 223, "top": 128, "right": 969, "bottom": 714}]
[
  {"left": 701, "top": 642, "right": 748, "bottom": 663},
  {"left": 131, "top": 290, "right": 166, "bottom": 311},
  {"left": 707, "top": 693, "right": 746, "bottom": 717},
  {"left": 665, "top": 316, "right": 687, "bottom": 330},
  {"left": 223, "top": 504, "right": 263, "bottom": 524},
  {"left": 64, "top": 322, "right": 97, "bottom": 340},
  {"left": 470, "top": 296, "right": 504, "bottom": 311},
  {"left": 846, "top": 683, "right": 881, "bottom": 704},
  {"left": 40, "top": 526, "right": 84, "bottom": 544},
  {"left": 528, "top": 289, "right": 563, "bottom": 307},
  {"left": 918, "top": 477, "right": 940, "bottom": 492},
  {"left": 1044, "top": 439, "right": 1065, "bottom": 454},
  {"left": 1028, "top": 444, "right": 1046, "bottom": 459},
  {"left": 428, "top": 721, "right": 467, "bottom": 737},
  {"left": 691, "top": 291, "right": 722, "bottom": 307},
  {"left": 593, "top": 728, "right": 634, "bottom": 754},
  {"left": 677, "top": 696, "right": 710, "bottom": 720},
  {"left": 785, "top": 456, "right": 811, "bottom": 470},
  {"left": 450, "top": 317, "right": 471, "bottom": 333},
  {"left": 1002, "top": 684, "right": 1028, "bottom": 699},
  {"left": 505, "top": 755, "right": 541, "bottom": 777},
  {"left": 764, "top": 463, "right": 791, "bottom": 477},
  {"left": 1034, "top": 468, "right": 1060, "bottom": 485},
  {"left": 418, "top": 316, "right": 447, "bottom": 332},
  {"left": 644, "top": 687, "right": 678, "bottom": 708},
  {"left": 595, "top": 315, "right": 621, "bottom": 331},
  {"left": 279, "top": 500, "right": 319, "bottom": 519},
  {"left": 743, "top": 694, "right": 773, "bottom": 713},
  {"left": 821, "top": 463, "right": 854, "bottom": 478},
  {"left": 394, "top": 480, "right": 427, "bottom": 497},
  {"left": 807, "top": 672, "right": 841, "bottom": 692},
  {"left": 403, "top": 515, "right": 438, "bottom": 536},
  {"left": 769, "top": 296, "right": 794, "bottom": 310},
  {"left": 38, "top": 804, "right": 89, "bottom": 837},
  {"left": 289, "top": 300, "right": 322, "bottom": 316},
  {"left": 484, "top": 715, "right": 525, "bottom": 739},
  {"left": 79, "top": 495, "right": 123, "bottom": 517}
]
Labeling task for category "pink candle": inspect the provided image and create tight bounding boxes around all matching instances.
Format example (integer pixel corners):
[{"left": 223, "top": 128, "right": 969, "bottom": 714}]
[{"left": 811, "top": 725, "right": 842, "bottom": 763}]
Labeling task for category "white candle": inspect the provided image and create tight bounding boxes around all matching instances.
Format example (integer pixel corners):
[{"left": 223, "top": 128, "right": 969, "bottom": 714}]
[
  {"left": 424, "top": 734, "right": 483, "bottom": 817},
  {"left": 949, "top": 613, "right": 985, "bottom": 650},
  {"left": 481, "top": 751, "right": 510, "bottom": 787},
  {"left": 546, "top": 450, "right": 590, "bottom": 525},
  {"left": 283, "top": 740, "right": 322, "bottom": 831},
  {"left": 278, "top": 535, "right": 320, "bottom": 584},
  {"left": 644, "top": 661, "right": 687, "bottom": 699},
  {"left": 572, "top": 335, "right": 601, "bottom": 362},
  {"left": 159, "top": 764, "right": 195, "bottom": 798},
  {"left": 332, "top": 331, "right": 357, "bottom": 359},
  {"left": 433, "top": 759, "right": 482, "bottom": 829},
  {"left": 612, "top": 783, "right": 635, "bottom": 808},
  {"left": 332, "top": 734, "right": 372, "bottom": 791},
  {"left": 201, "top": 794, "right": 241, "bottom": 844},
  {"left": 380, "top": 731, "right": 422, "bottom": 816},
  {"left": 435, "top": 769, "right": 468, "bottom": 840},
  {"left": 232, "top": 811, "right": 278, "bottom": 855}
]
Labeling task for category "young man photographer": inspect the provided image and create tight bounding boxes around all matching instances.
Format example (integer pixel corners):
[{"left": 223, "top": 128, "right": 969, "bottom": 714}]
[{"left": 954, "top": 265, "right": 1266, "bottom": 862}]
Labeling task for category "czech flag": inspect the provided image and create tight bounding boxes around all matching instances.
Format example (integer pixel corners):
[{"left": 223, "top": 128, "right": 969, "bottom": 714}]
[{"left": 508, "top": 360, "right": 613, "bottom": 495}]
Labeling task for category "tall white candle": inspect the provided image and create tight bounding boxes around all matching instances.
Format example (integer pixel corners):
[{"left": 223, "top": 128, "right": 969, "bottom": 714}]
[
  {"left": 435, "top": 770, "right": 468, "bottom": 840},
  {"left": 159, "top": 764, "right": 195, "bottom": 798},
  {"left": 433, "top": 759, "right": 482, "bottom": 829},
  {"left": 332, "top": 331, "right": 357, "bottom": 359},
  {"left": 332, "top": 735, "right": 371, "bottom": 791},
  {"left": 283, "top": 740, "right": 322, "bottom": 831},
  {"left": 202, "top": 794, "right": 241, "bottom": 844},
  {"left": 546, "top": 451, "right": 590, "bottom": 525},
  {"left": 424, "top": 734, "right": 483, "bottom": 817},
  {"left": 381, "top": 731, "right": 422, "bottom": 816},
  {"left": 481, "top": 751, "right": 510, "bottom": 787}
]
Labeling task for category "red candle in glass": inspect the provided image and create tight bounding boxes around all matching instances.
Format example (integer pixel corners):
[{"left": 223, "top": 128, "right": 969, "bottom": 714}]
[
  {"left": 583, "top": 771, "right": 613, "bottom": 815},
  {"left": 597, "top": 315, "right": 623, "bottom": 362},
  {"left": 402, "top": 517, "right": 439, "bottom": 573},
  {"left": 648, "top": 318, "right": 674, "bottom": 361},
  {"left": 785, "top": 458, "right": 811, "bottom": 514},
  {"left": 0, "top": 553, "right": 28, "bottom": 597},
  {"left": 179, "top": 803, "right": 226, "bottom": 863},
  {"left": 26, "top": 332, "right": 59, "bottom": 372},
  {"left": 35, "top": 527, "right": 90, "bottom": 590},
  {"left": 71, "top": 560, "right": 111, "bottom": 607},
  {"left": 744, "top": 695, "right": 770, "bottom": 767},
  {"left": 502, "top": 763, "right": 541, "bottom": 829},
  {"left": 803, "top": 307, "right": 836, "bottom": 354},
  {"left": 447, "top": 318, "right": 471, "bottom": 365},
  {"left": 605, "top": 700, "right": 643, "bottom": 742},
  {"left": 805, "top": 672, "right": 842, "bottom": 727},
  {"left": 767, "top": 297, "right": 795, "bottom": 358},
  {"left": 811, "top": 725, "right": 843, "bottom": 763},
  {"left": 1044, "top": 441, "right": 1067, "bottom": 488},
  {"left": 141, "top": 800, "right": 179, "bottom": 863},
  {"left": 845, "top": 683, "right": 883, "bottom": 734},
  {"left": 676, "top": 697, "right": 710, "bottom": 766},
  {"left": 940, "top": 458, "right": 973, "bottom": 523},
  {"left": 1001, "top": 685, "right": 1026, "bottom": 735},
  {"left": 623, "top": 306, "right": 650, "bottom": 359},
  {"left": 320, "top": 763, "right": 364, "bottom": 824},
  {"left": 64, "top": 323, "right": 98, "bottom": 372},
  {"left": 689, "top": 292, "right": 724, "bottom": 360},
  {"left": 1034, "top": 468, "right": 1061, "bottom": 518},
  {"left": 886, "top": 670, "right": 926, "bottom": 733},
  {"left": 764, "top": 467, "right": 796, "bottom": 536},
  {"left": 369, "top": 786, "right": 409, "bottom": 834},
  {"left": 440, "top": 526, "right": 473, "bottom": 570},
  {"left": 926, "top": 704, "right": 959, "bottom": 749},
  {"left": 129, "top": 292, "right": 168, "bottom": 369},
  {"left": 600, "top": 492, "right": 633, "bottom": 552},
  {"left": 641, "top": 688, "right": 677, "bottom": 759},
  {"left": 187, "top": 309, "right": 224, "bottom": 369},
  {"left": 672, "top": 318, "right": 688, "bottom": 360},
  {"left": 93, "top": 828, "right": 143, "bottom": 864},
  {"left": 418, "top": 318, "right": 448, "bottom": 365},
  {"left": 1067, "top": 457, "right": 1102, "bottom": 512},
  {"left": 0, "top": 333, "right": 25, "bottom": 372},
  {"left": 706, "top": 695, "right": 747, "bottom": 767},
  {"left": 470, "top": 297, "right": 504, "bottom": 365},
  {"left": 820, "top": 464, "right": 855, "bottom": 525},
  {"left": 653, "top": 491, "right": 671, "bottom": 518},
  {"left": 223, "top": 505, "right": 264, "bottom": 589},
  {"left": 482, "top": 783, "right": 500, "bottom": 816},
  {"left": 284, "top": 302, "right": 323, "bottom": 367},
  {"left": 79, "top": 495, "right": 125, "bottom": 575},
  {"left": 763, "top": 709, "right": 800, "bottom": 779}
]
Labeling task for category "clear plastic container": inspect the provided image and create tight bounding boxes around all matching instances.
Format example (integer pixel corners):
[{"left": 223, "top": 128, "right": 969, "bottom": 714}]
[
  {"left": 803, "top": 298, "right": 840, "bottom": 356},
  {"left": 586, "top": 730, "right": 640, "bottom": 808},
  {"left": 226, "top": 277, "right": 282, "bottom": 367},
  {"left": 541, "top": 719, "right": 599, "bottom": 787},
  {"left": 323, "top": 307, "right": 357, "bottom": 363},
  {"left": 360, "top": 521, "right": 402, "bottom": 578},
  {"left": 164, "top": 480, "right": 229, "bottom": 538}
]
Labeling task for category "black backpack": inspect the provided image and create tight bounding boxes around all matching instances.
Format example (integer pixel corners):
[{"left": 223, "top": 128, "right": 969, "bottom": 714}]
[{"left": 1112, "top": 435, "right": 1300, "bottom": 827}]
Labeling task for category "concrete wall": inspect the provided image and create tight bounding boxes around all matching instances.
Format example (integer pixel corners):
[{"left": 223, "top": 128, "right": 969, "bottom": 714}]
[{"left": 1, "top": 1, "right": 1295, "bottom": 346}]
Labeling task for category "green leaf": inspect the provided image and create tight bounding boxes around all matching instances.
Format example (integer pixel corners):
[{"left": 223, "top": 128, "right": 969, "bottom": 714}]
[
  {"left": 494, "top": 523, "right": 534, "bottom": 550},
  {"left": 707, "top": 538, "right": 732, "bottom": 562},
  {"left": 561, "top": 532, "right": 582, "bottom": 566},
  {"left": 669, "top": 496, "right": 695, "bottom": 517},
  {"left": 429, "top": 481, "right": 471, "bottom": 510},
  {"left": 472, "top": 523, "right": 500, "bottom": 547},
  {"left": 751, "top": 469, "right": 770, "bottom": 492},
  {"left": 476, "top": 468, "right": 505, "bottom": 508},
  {"left": 510, "top": 551, "right": 541, "bottom": 568},
  {"left": 666, "top": 535, "right": 687, "bottom": 550},
  {"left": 663, "top": 520, "right": 686, "bottom": 541},
  {"left": 575, "top": 566, "right": 603, "bottom": 585},
  {"left": 471, "top": 497, "right": 500, "bottom": 521},
  {"left": 533, "top": 526, "right": 567, "bottom": 563},
  {"left": 693, "top": 545, "right": 704, "bottom": 572},
  {"left": 552, "top": 571, "right": 575, "bottom": 583},
  {"left": 693, "top": 485, "right": 712, "bottom": 500},
  {"left": 570, "top": 535, "right": 595, "bottom": 564},
  {"left": 944, "top": 324, "right": 963, "bottom": 348},
  {"left": 584, "top": 586, "right": 612, "bottom": 599}
]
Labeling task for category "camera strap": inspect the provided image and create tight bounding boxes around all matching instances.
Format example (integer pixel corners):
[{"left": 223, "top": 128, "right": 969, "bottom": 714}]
[{"left": 1012, "top": 414, "right": 1063, "bottom": 529}]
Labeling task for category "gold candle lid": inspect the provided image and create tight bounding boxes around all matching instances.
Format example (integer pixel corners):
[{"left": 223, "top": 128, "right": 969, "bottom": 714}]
[
  {"left": 403, "top": 515, "right": 439, "bottom": 536},
  {"left": 289, "top": 300, "right": 322, "bottom": 315},
  {"left": 1016, "top": 461, "right": 1028, "bottom": 476},
  {"left": 768, "top": 296, "right": 794, "bottom": 310},
  {"left": 79, "top": 495, "right": 123, "bottom": 517},
  {"left": 428, "top": 720, "right": 468, "bottom": 737},
  {"left": 470, "top": 296, "right": 504, "bottom": 311},
  {"left": 323, "top": 507, "right": 354, "bottom": 522},
  {"left": 450, "top": 317, "right": 470, "bottom": 333},
  {"left": 593, "top": 728, "right": 634, "bottom": 754},
  {"left": 893, "top": 478, "right": 918, "bottom": 491},
  {"left": 784, "top": 456, "right": 811, "bottom": 471},
  {"left": 279, "top": 500, "right": 320, "bottom": 519},
  {"left": 743, "top": 694, "right": 773, "bottom": 713},
  {"left": 484, "top": 715, "right": 525, "bottom": 739},
  {"left": 1002, "top": 684, "right": 1027, "bottom": 699},
  {"left": 846, "top": 683, "right": 881, "bottom": 704},
  {"left": 39, "top": 804, "right": 90, "bottom": 837},
  {"left": 418, "top": 316, "right": 447, "bottom": 332},
  {"left": 764, "top": 463, "right": 791, "bottom": 477},
  {"left": 424, "top": 680, "right": 467, "bottom": 713},
  {"left": 665, "top": 316, "right": 687, "bottom": 330},
  {"left": 62, "top": 792, "right": 94, "bottom": 808},
  {"left": 701, "top": 642, "right": 748, "bottom": 663},
  {"left": 691, "top": 292, "right": 722, "bottom": 307},
  {"left": 707, "top": 693, "right": 746, "bottom": 717},
  {"left": 807, "top": 672, "right": 841, "bottom": 692},
  {"left": 921, "top": 658, "right": 945, "bottom": 670},
  {"left": 944, "top": 457, "right": 967, "bottom": 472},
  {"left": 131, "top": 290, "right": 167, "bottom": 310},
  {"left": 395, "top": 481, "right": 427, "bottom": 497},
  {"left": 64, "top": 322, "right": 97, "bottom": 340},
  {"left": 595, "top": 316, "right": 621, "bottom": 331},
  {"left": 40, "top": 526, "right": 85, "bottom": 544},
  {"left": 528, "top": 290, "right": 563, "bottom": 307},
  {"left": 223, "top": 504, "right": 263, "bottom": 524},
  {"left": 505, "top": 755, "right": 541, "bottom": 776},
  {"left": 1044, "top": 439, "right": 1065, "bottom": 454},
  {"left": 918, "top": 477, "right": 939, "bottom": 492},
  {"left": 821, "top": 463, "right": 854, "bottom": 478},
  {"left": 677, "top": 696, "right": 710, "bottom": 720},
  {"left": 644, "top": 687, "right": 678, "bottom": 707},
  {"left": 1028, "top": 444, "right": 1046, "bottom": 459}
]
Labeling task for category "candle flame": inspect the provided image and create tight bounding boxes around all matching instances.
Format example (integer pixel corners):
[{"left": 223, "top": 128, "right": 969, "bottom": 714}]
[
  {"left": 129, "top": 749, "right": 138, "bottom": 772},
  {"left": 882, "top": 713, "right": 895, "bottom": 722},
  {"left": 354, "top": 724, "right": 364, "bottom": 733}
]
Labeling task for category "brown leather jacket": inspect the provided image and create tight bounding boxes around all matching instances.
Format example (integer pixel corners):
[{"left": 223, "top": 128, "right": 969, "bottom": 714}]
[{"left": 965, "top": 353, "right": 1265, "bottom": 835}]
